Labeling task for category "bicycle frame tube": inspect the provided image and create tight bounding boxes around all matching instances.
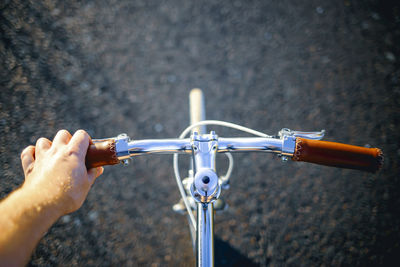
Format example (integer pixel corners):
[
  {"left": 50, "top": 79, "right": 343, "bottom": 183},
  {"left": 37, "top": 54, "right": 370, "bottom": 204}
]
[{"left": 197, "top": 203, "right": 214, "bottom": 266}]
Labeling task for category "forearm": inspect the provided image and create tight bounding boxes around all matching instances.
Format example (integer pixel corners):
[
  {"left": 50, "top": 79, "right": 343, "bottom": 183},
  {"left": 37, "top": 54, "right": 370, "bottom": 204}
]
[{"left": 0, "top": 186, "right": 62, "bottom": 267}]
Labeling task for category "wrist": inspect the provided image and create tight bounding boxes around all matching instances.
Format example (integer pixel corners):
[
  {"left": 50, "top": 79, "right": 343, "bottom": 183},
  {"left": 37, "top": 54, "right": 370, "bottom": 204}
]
[
  {"left": 0, "top": 184, "right": 63, "bottom": 266},
  {"left": 18, "top": 183, "right": 65, "bottom": 221}
]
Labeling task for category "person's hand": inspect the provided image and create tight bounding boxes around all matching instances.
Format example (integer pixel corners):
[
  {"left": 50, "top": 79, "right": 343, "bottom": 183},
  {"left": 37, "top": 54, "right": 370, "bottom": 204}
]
[
  {"left": 20, "top": 129, "right": 103, "bottom": 216},
  {"left": 0, "top": 130, "right": 103, "bottom": 266}
]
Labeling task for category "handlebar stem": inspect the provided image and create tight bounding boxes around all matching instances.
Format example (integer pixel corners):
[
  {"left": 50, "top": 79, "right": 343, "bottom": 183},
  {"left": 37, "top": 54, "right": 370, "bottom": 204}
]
[{"left": 191, "top": 131, "right": 220, "bottom": 203}]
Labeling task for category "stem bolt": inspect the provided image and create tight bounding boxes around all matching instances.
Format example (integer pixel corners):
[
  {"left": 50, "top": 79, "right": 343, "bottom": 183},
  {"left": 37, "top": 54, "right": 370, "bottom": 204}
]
[{"left": 202, "top": 176, "right": 210, "bottom": 184}]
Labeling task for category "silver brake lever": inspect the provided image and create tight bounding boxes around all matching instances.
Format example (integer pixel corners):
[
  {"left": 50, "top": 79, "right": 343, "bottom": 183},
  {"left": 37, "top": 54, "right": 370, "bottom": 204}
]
[{"left": 278, "top": 128, "right": 325, "bottom": 140}]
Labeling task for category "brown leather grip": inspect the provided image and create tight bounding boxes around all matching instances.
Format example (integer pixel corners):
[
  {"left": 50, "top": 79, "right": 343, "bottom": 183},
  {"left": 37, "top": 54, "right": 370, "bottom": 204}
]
[
  {"left": 85, "top": 139, "right": 120, "bottom": 169},
  {"left": 292, "top": 138, "right": 383, "bottom": 173}
]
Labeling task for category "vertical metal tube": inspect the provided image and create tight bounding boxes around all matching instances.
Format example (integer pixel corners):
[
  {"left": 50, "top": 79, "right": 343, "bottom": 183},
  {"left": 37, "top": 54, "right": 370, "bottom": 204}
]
[
  {"left": 190, "top": 88, "right": 214, "bottom": 266},
  {"left": 190, "top": 88, "right": 207, "bottom": 134},
  {"left": 197, "top": 202, "right": 214, "bottom": 267}
]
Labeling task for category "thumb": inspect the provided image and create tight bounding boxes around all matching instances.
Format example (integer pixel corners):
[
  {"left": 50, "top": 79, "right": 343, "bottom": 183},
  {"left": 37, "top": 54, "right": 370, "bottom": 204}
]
[{"left": 88, "top": 167, "right": 104, "bottom": 185}]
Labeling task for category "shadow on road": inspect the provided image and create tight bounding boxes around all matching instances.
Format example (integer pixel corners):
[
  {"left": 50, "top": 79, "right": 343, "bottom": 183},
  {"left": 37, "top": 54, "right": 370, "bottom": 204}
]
[{"left": 215, "top": 236, "right": 259, "bottom": 266}]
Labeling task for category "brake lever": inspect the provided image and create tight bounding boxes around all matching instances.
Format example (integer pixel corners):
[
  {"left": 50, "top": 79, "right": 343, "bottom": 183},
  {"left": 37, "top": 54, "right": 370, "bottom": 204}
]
[{"left": 278, "top": 128, "right": 325, "bottom": 140}]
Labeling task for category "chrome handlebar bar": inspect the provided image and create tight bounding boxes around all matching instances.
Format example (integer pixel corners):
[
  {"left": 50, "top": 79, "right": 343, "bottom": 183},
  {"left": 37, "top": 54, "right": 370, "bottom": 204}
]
[{"left": 107, "top": 128, "right": 325, "bottom": 161}]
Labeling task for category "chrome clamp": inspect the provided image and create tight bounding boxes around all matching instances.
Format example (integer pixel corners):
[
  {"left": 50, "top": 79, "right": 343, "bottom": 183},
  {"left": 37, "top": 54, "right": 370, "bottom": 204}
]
[
  {"left": 278, "top": 128, "right": 325, "bottom": 161},
  {"left": 115, "top": 133, "right": 131, "bottom": 165}
]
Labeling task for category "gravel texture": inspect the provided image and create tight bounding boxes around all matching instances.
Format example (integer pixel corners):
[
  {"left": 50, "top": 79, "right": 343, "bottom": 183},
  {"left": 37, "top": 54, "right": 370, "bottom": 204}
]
[{"left": 1, "top": 0, "right": 400, "bottom": 266}]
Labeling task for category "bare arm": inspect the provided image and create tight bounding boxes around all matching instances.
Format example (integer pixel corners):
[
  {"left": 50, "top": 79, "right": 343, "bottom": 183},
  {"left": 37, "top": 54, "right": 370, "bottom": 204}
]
[{"left": 0, "top": 130, "right": 103, "bottom": 267}]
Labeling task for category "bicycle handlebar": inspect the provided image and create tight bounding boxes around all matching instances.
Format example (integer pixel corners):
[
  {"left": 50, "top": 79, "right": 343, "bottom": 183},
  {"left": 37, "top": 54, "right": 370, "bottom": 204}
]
[{"left": 85, "top": 134, "right": 383, "bottom": 173}]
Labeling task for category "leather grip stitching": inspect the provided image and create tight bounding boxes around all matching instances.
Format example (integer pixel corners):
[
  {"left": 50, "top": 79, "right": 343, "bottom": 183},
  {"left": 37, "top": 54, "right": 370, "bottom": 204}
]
[
  {"left": 108, "top": 141, "right": 119, "bottom": 164},
  {"left": 292, "top": 138, "right": 303, "bottom": 161}
]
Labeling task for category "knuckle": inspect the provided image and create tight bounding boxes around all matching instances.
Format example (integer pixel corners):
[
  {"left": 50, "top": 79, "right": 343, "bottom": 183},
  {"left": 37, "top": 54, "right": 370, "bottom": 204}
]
[
  {"left": 37, "top": 137, "right": 49, "bottom": 145},
  {"left": 36, "top": 138, "right": 51, "bottom": 152},
  {"left": 21, "top": 148, "right": 27, "bottom": 158},
  {"left": 58, "top": 129, "right": 70, "bottom": 136},
  {"left": 74, "top": 130, "right": 90, "bottom": 146},
  {"left": 21, "top": 146, "right": 34, "bottom": 159},
  {"left": 76, "top": 129, "right": 86, "bottom": 134},
  {"left": 75, "top": 129, "right": 88, "bottom": 138}
]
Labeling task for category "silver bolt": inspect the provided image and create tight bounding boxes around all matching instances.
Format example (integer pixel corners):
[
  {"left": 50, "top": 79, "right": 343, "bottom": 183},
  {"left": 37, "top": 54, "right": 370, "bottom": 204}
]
[{"left": 122, "top": 159, "right": 130, "bottom": 166}]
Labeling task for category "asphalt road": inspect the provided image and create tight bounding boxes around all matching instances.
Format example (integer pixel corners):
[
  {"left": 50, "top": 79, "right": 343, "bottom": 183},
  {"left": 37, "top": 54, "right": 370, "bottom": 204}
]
[{"left": 1, "top": 0, "right": 399, "bottom": 266}]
